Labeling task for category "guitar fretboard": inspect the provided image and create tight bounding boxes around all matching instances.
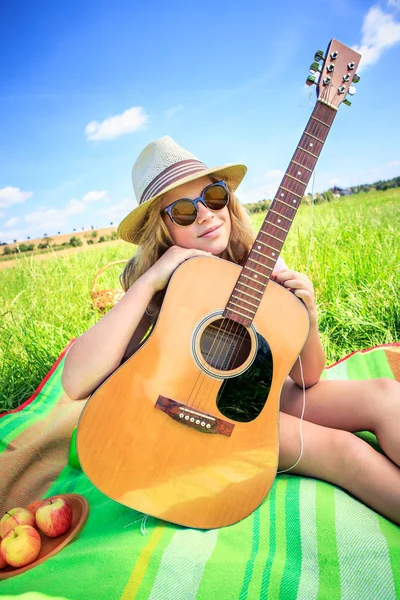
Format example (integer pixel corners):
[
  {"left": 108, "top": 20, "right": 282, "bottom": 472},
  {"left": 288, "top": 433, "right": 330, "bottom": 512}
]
[{"left": 224, "top": 101, "right": 337, "bottom": 327}]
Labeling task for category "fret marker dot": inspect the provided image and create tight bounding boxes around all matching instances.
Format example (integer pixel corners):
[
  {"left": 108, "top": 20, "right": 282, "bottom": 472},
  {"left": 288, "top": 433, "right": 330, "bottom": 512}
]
[
  {"left": 277, "top": 219, "right": 281, "bottom": 223},
  {"left": 293, "top": 199, "right": 297, "bottom": 204},
  {"left": 257, "top": 245, "right": 261, "bottom": 250},
  {"left": 254, "top": 274, "right": 258, "bottom": 279},
  {"left": 297, "top": 171, "right": 302, "bottom": 175},
  {"left": 272, "top": 252, "right": 276, "bottom": 256},
  {"left": 309, "top": 142, "right": 313, "bottom": 147},
  {"left": 280, "top": 193, "right": 284, "bottom": 197}
]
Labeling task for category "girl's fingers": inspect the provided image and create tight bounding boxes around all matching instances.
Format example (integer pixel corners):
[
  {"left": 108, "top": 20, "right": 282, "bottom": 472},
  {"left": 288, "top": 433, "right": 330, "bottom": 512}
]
[
  {"left": 293, "top": 288, "right": 313, "bottom": 303},
  {"left": 279, "top": 278, "right": 314, "bottom": 293},
  {"left": 275, "top": 272, "right": 310, "bottom": 283}
]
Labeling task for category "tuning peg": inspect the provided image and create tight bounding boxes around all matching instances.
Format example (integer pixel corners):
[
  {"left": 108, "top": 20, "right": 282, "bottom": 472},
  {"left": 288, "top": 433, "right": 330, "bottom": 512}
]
[
  {"left": 314, "top": 50, "right": 324, "bottom": 62},
  {"left": 352, "top": 73, "right": 361, "bottom": 83},
  {"left": 348, "top": 85, "right": 357, "bottom": 96},
  {"left": 309, "top": 62, "right": 320, "bottom": 73},
  {"left": 306, "top": 75, "right": 316, "bottom": 86},
  {"left": 343, "top": 98, "right": 352, "bottom": 106}
]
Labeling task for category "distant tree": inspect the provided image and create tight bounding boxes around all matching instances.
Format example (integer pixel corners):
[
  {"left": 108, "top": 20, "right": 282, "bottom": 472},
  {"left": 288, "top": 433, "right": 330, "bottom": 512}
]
[
  {"left": 57, "top": 231, "right": 61, "bottom": 235},
  {"left": 19, "top": 243, "right": 34, "bottom": 252},
  {"left": 13, "top": 239, "right": 17, "bottom": 243},
  {"left": 27, "top": 236, "right": 31, "bottom": 240},
  {"left": 73, "top": 228, "right": 76, "bottom": 232},
  {"left": 98, "top": 235, "right": 106, "bottom": 243},
  {"left": 69, "top": 236, "right": 83, "bottom": 247},
  {"left": 3, "top": 246, "right": 12, "bottom": 255},
  {"left": 321, "top": 190, "right": 334, "bottom": 203},
  {"left": 110, "top": 222, "right": 113, "bottom": 226},
  {"left": 41, "top": 237, "right": 52, "bottom": 248},
  {"left": 91, "top": 231, "right": 98, "bottom": 239}
]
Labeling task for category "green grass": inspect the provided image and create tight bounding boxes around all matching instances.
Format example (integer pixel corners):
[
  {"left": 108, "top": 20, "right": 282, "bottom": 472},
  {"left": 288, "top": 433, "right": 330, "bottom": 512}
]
[{"left": 0, "top": 188, "right": 399, "bottom": 411}]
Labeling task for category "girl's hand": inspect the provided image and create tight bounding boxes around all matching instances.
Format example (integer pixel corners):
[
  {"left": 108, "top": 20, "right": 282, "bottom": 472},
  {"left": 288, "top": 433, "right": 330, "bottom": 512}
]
[
  {"left": 142, "top": 245, "right": 213, "bottom": 293},
  {"left": 271, "top": 270, "right": 318, "bottom": 326}
]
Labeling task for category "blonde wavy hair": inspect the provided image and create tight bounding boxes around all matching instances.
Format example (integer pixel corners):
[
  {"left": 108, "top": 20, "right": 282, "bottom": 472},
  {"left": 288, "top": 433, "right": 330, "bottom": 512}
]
[{"left": 120, "top": 180, "right": 255, "bottom": 320}]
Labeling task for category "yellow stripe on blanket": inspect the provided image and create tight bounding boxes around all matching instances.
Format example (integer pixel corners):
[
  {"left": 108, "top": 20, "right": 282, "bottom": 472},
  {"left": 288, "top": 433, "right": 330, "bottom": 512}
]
[{"left": 120, "top": 524, "right": 167, "bottom": 600}]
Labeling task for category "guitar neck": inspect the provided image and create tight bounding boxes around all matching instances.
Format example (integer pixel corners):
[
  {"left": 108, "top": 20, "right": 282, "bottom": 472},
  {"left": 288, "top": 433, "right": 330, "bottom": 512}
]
[{"left": 224, "top": 100, "right": 337, "bottom": 327}]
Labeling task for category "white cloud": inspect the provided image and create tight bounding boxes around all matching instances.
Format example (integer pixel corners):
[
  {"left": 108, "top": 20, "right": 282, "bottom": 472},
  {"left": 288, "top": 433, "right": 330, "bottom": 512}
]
[
  {"left": 81, "top": 190, "right": 108, "bottom": 203},
  {"left": 264, "top": 169, "right": 284, "bottom": 181},
  {"left": 64, "top": 199, "right": 86, "bottom": 216},
  {"left": 165, "top": 104, "right": 184, "bottom": 118},
  {"left": 97, "top": 197, "right": 134, "bottom": 223},
  {"left": 353, "top": 6, "right": 400, "bottom": 69},
  {"left": 0, "top": 228, "right": 29, "bottom": 243},
  {"left": 23, "top": 190, "right": 108, "bottom": 233},
  {"left": 25, "top": 208, "right": 58, "bottom": 224},
  {"left": 4, "top": 217, "right": 19, "bottom": 227},
  {"left": 388, "top": 0, "right": 400, "bottom": 9},
  {"left": 0, "top": 187, "right": 33, "bottom": 209},
  {"left": 238, "top": 169, "right": 284, "bottom": 203},
  {"left": 387, "top": 159, "right": 400, "bottom": 167},
  {"left": 85, "top": 106, "right": 149, "bottom": 141}
]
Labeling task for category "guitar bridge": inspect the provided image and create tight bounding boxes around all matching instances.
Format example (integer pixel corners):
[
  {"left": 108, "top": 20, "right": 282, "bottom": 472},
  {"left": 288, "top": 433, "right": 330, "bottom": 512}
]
[{"left": 155, "top": 396, "right": 234, "bottom": 437}]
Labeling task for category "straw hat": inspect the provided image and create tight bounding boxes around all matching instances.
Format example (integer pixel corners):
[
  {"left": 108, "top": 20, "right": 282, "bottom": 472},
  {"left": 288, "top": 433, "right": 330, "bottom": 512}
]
[{"left": 118, "top": 135, "right": 247, "bottom": 245}]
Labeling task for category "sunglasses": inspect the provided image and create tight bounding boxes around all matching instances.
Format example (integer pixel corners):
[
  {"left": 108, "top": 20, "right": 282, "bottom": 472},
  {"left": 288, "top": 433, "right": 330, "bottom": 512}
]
[{"left": 161, "top": 181, "right": 230, "bottom": 227}]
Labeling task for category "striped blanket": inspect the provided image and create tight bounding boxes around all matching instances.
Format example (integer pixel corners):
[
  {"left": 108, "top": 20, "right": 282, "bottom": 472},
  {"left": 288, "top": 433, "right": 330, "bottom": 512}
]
[{"left": 1, "top": 343, "right": 399, "bottom": 599}]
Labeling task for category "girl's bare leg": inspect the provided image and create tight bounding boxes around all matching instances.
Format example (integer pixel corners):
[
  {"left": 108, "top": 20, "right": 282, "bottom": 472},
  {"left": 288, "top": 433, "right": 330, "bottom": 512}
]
[
  {"left": 278, "top": 412, "right": 400, "bottom": 525},
  {"left": 280, "top": 377, "right": 400, "bottom": 466},
  {"left": 277, "top": 377, "right": 400, "bottom": 524}
]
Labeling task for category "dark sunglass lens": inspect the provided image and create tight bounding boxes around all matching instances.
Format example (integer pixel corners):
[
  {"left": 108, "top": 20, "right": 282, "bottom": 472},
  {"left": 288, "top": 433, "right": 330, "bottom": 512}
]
[
  {"left": 204, "top": 184, "right": 229, "bottom": 210},
  {"left": 171, "top": 200, "right": 197, "bottom": 226}
]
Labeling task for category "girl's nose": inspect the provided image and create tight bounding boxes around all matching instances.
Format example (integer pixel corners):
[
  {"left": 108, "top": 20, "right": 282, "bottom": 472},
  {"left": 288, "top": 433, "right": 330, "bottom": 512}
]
[{"left": 196, "top": 201, "right": 214, "bottom": 223}]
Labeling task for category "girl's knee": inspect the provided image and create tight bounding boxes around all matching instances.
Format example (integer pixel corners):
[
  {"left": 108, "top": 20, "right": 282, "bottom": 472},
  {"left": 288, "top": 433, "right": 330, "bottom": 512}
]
[
  {"left": 374, "top": 377, "right": 399, "bottom": 396},
  {"left": 278, "top": 412, "right": 355, "bottom": 484}
]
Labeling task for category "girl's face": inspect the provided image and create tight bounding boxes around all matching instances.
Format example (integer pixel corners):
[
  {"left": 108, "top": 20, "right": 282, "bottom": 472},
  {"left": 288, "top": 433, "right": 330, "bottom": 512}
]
[{"left": 160, "top": 176, "right": 231, "bottom": 256}]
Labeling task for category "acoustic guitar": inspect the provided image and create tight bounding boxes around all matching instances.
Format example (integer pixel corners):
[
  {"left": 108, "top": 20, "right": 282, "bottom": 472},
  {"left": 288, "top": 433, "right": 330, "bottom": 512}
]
[{"left": 77, "top": 39, "right": 361, "bottom": 529}]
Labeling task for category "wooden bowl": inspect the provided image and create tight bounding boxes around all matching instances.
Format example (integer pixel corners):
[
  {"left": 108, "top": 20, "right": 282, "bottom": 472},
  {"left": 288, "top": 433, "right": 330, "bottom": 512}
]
[{"left": 0, "top": 493, "right": 89, "bottom": 579}]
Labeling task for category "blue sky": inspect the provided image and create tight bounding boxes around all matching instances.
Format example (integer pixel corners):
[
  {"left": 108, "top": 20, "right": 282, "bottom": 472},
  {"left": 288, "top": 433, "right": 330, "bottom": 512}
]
[{"left": 1, "top": 0, "right": 399, "bottom": 243}]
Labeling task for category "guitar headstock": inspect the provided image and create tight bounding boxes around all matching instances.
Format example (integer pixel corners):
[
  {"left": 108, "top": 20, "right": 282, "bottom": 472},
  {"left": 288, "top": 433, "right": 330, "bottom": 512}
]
[{"left": 306, "top": 39, "right": 361, "bottom": 109}]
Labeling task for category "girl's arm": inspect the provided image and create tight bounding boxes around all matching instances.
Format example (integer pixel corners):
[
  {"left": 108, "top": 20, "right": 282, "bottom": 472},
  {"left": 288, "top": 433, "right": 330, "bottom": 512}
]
[
  {"left": 62, "top": 245, "right": 213, "bottom": 400},
  {"left": 271, "top": 269, "right": 326, "bottom": 388},
  {"left": 62, "top": 274, "right": 156, "bottom": 400}
]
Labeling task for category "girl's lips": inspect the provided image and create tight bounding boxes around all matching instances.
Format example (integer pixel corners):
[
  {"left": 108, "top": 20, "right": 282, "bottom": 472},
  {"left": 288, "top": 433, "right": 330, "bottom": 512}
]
[{"left": 199, "top": 224, "right": 222, "bottom": 238}]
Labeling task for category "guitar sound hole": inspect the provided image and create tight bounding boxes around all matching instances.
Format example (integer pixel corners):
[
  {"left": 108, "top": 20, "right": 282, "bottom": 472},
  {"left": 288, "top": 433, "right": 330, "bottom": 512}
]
[{"left": 199, "top": 318, "right": 252, "bottom": 371}]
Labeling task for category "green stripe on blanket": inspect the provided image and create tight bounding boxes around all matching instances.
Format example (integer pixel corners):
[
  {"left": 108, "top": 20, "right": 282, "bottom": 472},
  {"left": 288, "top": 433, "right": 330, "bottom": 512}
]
[{"left": 1, "top": 344, "right": 399, "bottom": 600}]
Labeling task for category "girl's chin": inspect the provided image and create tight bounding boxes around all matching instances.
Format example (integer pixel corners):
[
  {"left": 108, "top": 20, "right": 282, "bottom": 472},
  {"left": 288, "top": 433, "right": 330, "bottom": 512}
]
[{"left": 200, "top": 238, "right": 228, "bottom": 255}]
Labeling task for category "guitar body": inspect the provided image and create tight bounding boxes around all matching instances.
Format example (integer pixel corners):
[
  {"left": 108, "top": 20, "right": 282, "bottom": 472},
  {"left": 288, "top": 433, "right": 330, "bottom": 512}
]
[{"left": 77, "top": 256, "right": 309, "bottom": 528}]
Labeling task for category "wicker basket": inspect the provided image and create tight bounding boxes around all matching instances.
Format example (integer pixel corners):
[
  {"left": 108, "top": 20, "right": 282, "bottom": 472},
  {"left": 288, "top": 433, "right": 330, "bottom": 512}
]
[{"left": 90, "top": 260, "right": 127, "bottom": 311}]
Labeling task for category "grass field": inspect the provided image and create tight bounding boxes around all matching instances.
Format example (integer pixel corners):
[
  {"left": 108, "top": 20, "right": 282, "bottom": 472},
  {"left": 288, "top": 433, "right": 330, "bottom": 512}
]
[{"left": 0, "top": 188, "right": 399, "bottom": 411}]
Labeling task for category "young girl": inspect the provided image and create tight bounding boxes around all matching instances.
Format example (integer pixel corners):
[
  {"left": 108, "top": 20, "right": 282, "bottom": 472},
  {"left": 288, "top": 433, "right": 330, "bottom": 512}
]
[{"left": 62, "top": 136, "right": 400, "bottom": 525}]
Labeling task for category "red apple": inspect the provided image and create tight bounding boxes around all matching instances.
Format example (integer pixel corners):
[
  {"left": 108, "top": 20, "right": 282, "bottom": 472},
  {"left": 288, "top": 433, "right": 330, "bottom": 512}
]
[
  {"left": 26, "top": 500, "right": 44, "bottom": 517},
  {"left": 0, "top": 525, "right": 41, "bottom": 568},
  {"left": 0, "top": 507, "right": 35, "bottom": 539},
  {"left": 35, "top": 496, "right": 73, "bottom": 538}
]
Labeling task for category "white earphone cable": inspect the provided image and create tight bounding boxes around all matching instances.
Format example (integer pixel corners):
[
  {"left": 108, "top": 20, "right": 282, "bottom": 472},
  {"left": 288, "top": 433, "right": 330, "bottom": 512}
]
[{"left": 276, "top": 354, "right": 306, "bottom": 473}]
